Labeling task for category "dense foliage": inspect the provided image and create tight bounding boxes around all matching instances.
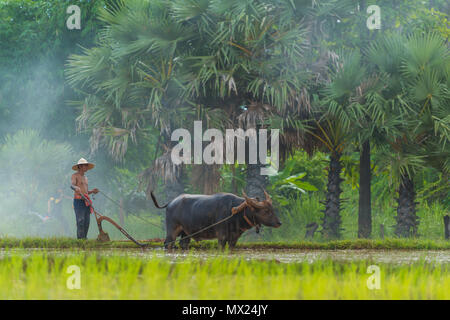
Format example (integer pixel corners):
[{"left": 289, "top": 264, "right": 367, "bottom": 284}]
[{"left": 0, "top": 0, "right": 448, "bottom": 240}]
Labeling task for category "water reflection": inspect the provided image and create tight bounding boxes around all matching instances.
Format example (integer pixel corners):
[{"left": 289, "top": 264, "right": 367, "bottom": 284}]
[{"left": 1, "top": 248, "right": 449, "bottom": 264}]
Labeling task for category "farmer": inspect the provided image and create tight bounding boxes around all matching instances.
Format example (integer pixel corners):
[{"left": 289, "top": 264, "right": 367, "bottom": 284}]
[{"left": 71, "top": 158, "right": 99, "bottom": 239}]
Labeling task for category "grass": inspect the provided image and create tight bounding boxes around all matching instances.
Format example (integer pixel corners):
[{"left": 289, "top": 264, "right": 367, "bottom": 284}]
[
  {"left": 264, "top": 193, "right": 448, "bottom": 241},
  {"left": 0, "top": 237, "right": 449, "bottom": 250},
  {"left": 0, "top": 251, "right": 448, "bottom": 299}
]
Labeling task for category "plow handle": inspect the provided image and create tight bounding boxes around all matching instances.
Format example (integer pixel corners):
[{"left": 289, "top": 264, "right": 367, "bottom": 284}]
[
  {"left": 98, "top": 215, "right": 146, "bottom": 247},
  {"left": 70, "top": 185, "right": 146, "bottom": 247}
]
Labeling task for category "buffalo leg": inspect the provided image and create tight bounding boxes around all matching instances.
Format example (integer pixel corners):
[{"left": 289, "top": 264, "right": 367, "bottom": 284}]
[
  {"left": 164, "top": 237, "right": 175, "bottom": 250},
  {"left": 228, "top": 238, "right": 238, "bottom": 250},
  {"left": 218, "top": 239, "right": 227, "bottom": 250},
  {"left": 179, "top": 231, "right": 191, "bottom": 250},
  {"left": 165, "top": 224, "right": 182, "bottom": 250}
]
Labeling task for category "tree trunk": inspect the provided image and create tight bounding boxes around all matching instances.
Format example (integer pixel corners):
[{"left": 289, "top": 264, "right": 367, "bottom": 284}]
[
  {"left": 305, "top": 222, "right": 319, "bottom": 239},
  {"left": 231, "top": 165, "right": 238, "bottom": 194},
  {"left": 322, "top": 151, "right": 343, "bottom": 239},
  {"left": 394, "top": 174, "right": 419, "bottom": 237},
  {"left": 245, "top": 163, "right": 268, "bottom": 200},
  {"left": 358, "top": 140, "right": 372, "bottom": 238},
  {"left": 243, "top": 164, "right": 267, "bottom": 240},
  {"left": 443, "top": 215, "right": 449, "bottom": 240},
  {"left": 245, "top": 127, "right": 268, "bottom": 200}
]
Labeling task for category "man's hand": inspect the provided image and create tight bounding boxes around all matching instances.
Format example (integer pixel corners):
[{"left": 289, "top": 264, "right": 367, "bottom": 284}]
[{"left": 90, "top": 188, "right": 99, "bottom": 194}]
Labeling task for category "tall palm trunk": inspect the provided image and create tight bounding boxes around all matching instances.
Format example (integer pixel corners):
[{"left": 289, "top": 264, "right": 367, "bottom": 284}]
[
  {"left": 395, "top": 174, "right": 419, "bottom": 237},
  {"left": 231, "top": 165, "right": 238, "bottom": 194},
  {"left": 245, "top": 163, "right": 268, "bottom": 200},
  {"left": 244, "top": 128, "right": 268, "bottom": 239},
  {"left": 245, "top": 163, "right": 267, "bottom": 240},
  {"left": 245, "top": 126, "right": 268, "bottom": 200},
  {"left": 358, "top": 140, "right": 372, "bottom": 238},
  {"left": 322, "top": 150, "right": 343, "bottom": 239}
]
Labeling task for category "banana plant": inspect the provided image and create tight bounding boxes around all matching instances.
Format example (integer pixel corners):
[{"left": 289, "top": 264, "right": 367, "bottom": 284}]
[{"left": 269, "top": 159, "right": 317, "bottom": 206}]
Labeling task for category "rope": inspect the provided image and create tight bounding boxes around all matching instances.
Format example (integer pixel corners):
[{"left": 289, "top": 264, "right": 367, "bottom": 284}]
[
  {"left": 100, "top": 190, "right": 257, "bottom": 248},
  {"left": 98, "top": 190, "right": 165, "bottom": 231},
  {"left": 164, "top": 213, "right": 238, "bottom": 247},
  {"left": 164, "top": 202, "right": 254, "bottom": 247}
]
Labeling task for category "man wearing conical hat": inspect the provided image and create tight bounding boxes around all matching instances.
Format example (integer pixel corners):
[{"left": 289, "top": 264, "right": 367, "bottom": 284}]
[{"left": 71, "top": 158, "right": 99, "bottom": 239}]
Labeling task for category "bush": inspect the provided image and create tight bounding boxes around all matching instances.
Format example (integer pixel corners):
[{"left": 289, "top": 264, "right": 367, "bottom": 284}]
[{"left": 0, "top": 130, "right": 74, "bottom": 236}]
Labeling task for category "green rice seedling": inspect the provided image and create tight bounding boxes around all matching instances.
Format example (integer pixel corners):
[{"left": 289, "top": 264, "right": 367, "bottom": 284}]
[{"left": 0, "top": 251, "right": 448, "bottom": 299}]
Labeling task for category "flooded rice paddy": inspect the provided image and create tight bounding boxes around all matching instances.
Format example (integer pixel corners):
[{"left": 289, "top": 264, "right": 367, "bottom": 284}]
[
  {"left": 1, "top": 247, "right": 449, "bottom": 264},
  {"left": 1, "top": 246, "right": 448, "bottom": 299}
]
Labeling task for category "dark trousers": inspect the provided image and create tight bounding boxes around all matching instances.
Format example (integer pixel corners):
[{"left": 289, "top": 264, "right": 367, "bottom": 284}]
[{"left": 73, "top": 199, "right": 91, "bottom": 239}]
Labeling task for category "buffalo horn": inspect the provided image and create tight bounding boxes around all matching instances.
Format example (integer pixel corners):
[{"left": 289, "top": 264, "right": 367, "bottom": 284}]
[{"left": 242, "top": 190, "right": 265, "bottom": 209}]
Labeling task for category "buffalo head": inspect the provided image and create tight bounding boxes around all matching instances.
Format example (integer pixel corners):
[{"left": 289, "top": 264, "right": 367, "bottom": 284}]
[{"left": 242, "top": 190, "right": 281, "bottom": 228}]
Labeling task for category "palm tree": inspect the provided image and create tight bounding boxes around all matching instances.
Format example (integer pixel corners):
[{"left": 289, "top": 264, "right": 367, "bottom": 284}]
[
  {"left": 269, "top": 0, "right": 383, "bottom": 239},
  {"left": 67, "top": 0, "right": 313, "bottom": 200},
  {"left": 308, "top": 48, "right": 388, "bottom": 239},
  {"left": 367, "top": 32, "right": 450, "bottom": 237},
  {"left": 175, "top": 0, "right": 314, "bottom": 198},
  {"left": 67, "top": 0, "right": 200, "bottom": 200}
]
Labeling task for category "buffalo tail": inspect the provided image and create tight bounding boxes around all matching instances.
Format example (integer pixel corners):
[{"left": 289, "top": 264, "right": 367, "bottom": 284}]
[{"left": 150, "top": 191, "right": 168, "bottom": 209}]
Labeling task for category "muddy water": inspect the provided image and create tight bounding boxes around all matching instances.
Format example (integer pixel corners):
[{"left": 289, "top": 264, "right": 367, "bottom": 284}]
[
  {"left": 155, "top": 249, "right": 450, "bottom": 264},
  {"left": 1, "top": 248, "right": 449, "bottom": 264}
]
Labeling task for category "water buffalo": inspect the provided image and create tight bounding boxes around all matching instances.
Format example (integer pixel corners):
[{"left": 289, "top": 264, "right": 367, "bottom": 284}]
[{"left": 150, "top": 191, "right": 281, "bottom": 249}]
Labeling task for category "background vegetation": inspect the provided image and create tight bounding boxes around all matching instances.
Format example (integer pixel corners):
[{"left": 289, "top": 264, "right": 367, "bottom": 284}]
[{"left": 0, "top": 0, "right": 448, "bottom": 242}]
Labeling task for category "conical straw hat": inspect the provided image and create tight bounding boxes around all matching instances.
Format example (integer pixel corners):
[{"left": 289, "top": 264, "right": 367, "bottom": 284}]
[{"left": 72, "top": 158, "right": 95, "bottom": 171}]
